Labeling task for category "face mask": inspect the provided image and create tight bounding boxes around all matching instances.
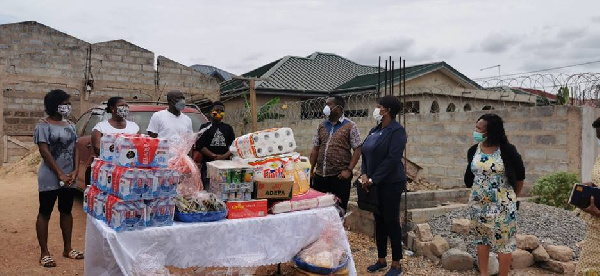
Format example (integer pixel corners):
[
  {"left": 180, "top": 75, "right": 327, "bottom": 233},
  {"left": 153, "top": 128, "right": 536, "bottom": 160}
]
[
  {"left": 212, "top": 111, "right": 225, "bottom": 120},
  {"left": 57, "top": 104, "right": 71, "bottom": 119},
  {"left": 175, "top": 99, "right": 186, "bottom": 111},
  {"left": 116, "top": 106, "right": 129, "bottom": 118},
  {"left": 597, "top": 138, "right": 600, "bottom": 147},
  {"left": 373, "top": 108, "right": 383, "bottom": 122},
  {"left": 473, "top": 131, "right": 486, "bottom": 143},
  {"left": 323, "top": 105, "right": 331, "bottom": 117}
]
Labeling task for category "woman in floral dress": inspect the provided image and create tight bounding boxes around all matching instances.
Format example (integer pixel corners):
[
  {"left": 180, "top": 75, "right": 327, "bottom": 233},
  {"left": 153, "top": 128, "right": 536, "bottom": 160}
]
[{"left": 464, "top": 114, "right": 525, "bottom": 276}]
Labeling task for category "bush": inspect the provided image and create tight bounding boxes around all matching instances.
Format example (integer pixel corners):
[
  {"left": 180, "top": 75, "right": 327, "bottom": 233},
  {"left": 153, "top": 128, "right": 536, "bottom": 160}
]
[{"left": 532, "top": 171, "right": 579, "bottom": 210}]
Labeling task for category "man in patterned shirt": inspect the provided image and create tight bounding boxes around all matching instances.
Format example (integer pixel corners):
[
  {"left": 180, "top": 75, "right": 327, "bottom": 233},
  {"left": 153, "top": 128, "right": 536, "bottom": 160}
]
[{"left": 310, "top": 95, "right": 362, "bottom": 212}]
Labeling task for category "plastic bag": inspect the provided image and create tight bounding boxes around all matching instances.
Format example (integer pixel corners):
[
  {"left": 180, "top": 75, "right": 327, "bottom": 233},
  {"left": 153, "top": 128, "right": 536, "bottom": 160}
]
[
  {"left": 297, "top": 220, "right": 348, "bottom": 269},
  {"left": 131, "top": 242, "right": 170, "bottom": 276},
  {"left": 169, "top": 125, "right": 211, "bottom": 197}
]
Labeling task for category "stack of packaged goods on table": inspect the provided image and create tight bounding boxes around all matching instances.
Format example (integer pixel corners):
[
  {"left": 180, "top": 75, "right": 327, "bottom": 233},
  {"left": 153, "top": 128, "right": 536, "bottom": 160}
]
[
  {"left": 83, "top": 134, "right": 177, "bottom": 232},
  {"left": 213, "top": 127, "right": 336, "bottom": 218}
]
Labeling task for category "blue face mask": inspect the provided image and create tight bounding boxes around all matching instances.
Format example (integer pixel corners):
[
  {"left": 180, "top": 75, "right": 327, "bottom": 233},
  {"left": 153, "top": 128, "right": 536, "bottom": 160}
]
[{"left": 473, "top": 132, "right": 486, "bottom": 143}]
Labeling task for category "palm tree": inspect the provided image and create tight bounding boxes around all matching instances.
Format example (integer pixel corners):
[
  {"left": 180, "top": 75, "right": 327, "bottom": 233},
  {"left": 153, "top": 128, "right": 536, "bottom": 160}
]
[{"left": 241, "top": 93, "right": 284, "bottom": 125}]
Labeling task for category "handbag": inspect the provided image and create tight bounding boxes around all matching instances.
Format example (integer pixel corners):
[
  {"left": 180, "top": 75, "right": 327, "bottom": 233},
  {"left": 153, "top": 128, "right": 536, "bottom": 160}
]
[{"left": 355, "top": 179, "right": 379, "bottom": 215}]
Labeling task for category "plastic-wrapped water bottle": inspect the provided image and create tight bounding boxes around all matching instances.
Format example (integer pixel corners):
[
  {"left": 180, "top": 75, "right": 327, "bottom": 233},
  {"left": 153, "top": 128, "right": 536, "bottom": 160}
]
[
  {"left": 93, "top": 192, "right": 108, "bottom": 221},
  {"left": 83, "top": 185, "right": 91, "bottom": 213},
  {"left": 143, "top": 169, "right": 160, "bottom": 200},
  {"left": 115, "top": 136, "right": 138, "bottom": 168},
  {"left": 97, "top": 163, "right": 114, "bottom": 192},
  {"left": 154, "top": 139, "right": 170, "bottom": 168},
  {"left": 100, "top": 133, "right": 119, "bottom": 162},
  {"left": 160, "top": 170, "right": 179, "bottom": 197}
]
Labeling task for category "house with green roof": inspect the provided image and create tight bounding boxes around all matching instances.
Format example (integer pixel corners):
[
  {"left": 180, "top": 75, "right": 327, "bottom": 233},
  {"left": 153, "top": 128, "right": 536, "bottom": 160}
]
[{"left": 220, "top": 52, "right": 535, "bottom": 118}]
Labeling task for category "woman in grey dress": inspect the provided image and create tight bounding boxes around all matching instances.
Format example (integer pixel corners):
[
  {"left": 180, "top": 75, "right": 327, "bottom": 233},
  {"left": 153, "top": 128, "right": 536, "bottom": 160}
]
[{"left": 35, "top": 90, "right": 83, "bottom": 268}]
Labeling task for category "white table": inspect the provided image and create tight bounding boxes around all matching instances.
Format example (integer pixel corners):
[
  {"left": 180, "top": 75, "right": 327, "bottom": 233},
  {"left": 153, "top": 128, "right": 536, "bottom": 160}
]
[{"left": 85, "top": 206, "right": 357, "bottom": 276}]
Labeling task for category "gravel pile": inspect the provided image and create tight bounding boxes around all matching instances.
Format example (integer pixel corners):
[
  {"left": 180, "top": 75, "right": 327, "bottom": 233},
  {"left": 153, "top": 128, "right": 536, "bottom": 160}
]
[{"left": 428, "top": 201, "right": 586, "bottom": 258}]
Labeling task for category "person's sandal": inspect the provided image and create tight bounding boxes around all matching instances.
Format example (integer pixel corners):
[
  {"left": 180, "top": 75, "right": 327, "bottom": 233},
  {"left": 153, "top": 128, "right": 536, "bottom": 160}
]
[
  {"left": 63, "top": 250, "right": 84, "bottom": 260},
  {"left": 40, "top": 256, "right": 56, "bottom": 268}
]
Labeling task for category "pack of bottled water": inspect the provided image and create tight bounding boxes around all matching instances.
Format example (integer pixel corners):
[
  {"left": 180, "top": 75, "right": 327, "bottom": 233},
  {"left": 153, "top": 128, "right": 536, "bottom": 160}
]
[
  {"left": 85, "top": 134, "right": 179, "bottom": 232},
  {"left": 145, "top": 197, "right": 175, "bottom": 227},
  {"left": 106, "top": 195, "right": 147, "bottom": 232},
  {"left": 114, "top": 135, "right": 169, "bottom": 168}
]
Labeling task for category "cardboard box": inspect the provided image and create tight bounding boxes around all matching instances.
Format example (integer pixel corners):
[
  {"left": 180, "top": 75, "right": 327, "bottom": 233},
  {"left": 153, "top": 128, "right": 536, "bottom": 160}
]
[
  {"left": 226, "top": 200, "right": 268, "bottom": 219},
  {"left": 253, "top": 178, "right": 294, "bottom": 200}
]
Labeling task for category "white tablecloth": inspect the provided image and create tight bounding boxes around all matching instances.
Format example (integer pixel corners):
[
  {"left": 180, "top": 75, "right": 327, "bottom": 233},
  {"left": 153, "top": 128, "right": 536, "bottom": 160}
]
[{"left": 85, "top": 206, "right": 356, "bottom": 276}]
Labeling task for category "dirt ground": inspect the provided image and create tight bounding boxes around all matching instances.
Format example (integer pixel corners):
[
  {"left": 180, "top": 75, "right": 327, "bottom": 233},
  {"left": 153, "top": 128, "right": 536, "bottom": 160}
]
[{"left": 0, "top": 171, "right": 559, "bottom": 276}]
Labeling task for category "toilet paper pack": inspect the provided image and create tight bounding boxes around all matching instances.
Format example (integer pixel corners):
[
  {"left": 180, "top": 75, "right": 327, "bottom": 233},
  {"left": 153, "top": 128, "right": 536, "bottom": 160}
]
[{"left": 232, "top": 128, "right": 297, "bottom": 159}]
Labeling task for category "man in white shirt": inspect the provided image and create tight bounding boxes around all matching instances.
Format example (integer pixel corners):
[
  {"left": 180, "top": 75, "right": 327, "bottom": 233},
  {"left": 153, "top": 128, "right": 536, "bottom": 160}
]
[{"left": 147, "top": 90, "right": 193, "bottom": 142}]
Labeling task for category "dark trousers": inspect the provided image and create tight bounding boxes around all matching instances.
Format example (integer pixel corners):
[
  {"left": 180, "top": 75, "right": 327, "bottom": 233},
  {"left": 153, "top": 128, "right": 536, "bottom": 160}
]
[
  {"left": 375, "top": 184, "right": 403, "bottom": 261},
  {"left": 311, "top": 174, "right": 351, "bottom": 212},
  {"left": 200, "top": 162, "right": 210, "bottom": 192}
]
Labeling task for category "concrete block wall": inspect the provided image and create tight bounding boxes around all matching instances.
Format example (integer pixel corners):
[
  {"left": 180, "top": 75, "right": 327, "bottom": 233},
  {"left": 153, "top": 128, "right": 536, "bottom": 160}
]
[
  {"left": 0, "top": 21, "right": 221, "bottom": 164},
  {"left": 230, "top": 105, "right": 592, "bottom": 195},
  {"left": 404, "top": 105, "right": 582, "bottom": 194}
]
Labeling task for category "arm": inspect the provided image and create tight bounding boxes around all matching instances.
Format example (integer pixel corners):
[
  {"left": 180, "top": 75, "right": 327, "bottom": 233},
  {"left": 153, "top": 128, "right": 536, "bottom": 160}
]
[
  {"left": 515, "top": 180, "right": 524, "bottom": 198},
  {"left": 91, "top": 129, "right": 102, "bottom": 156},
  {"left": 464, "top": 146, "right": 475, "bottom": 188},
  {"left": 349, "top": 146, "right": 361, "bottom": 171},
  {"left": 512, "top": 144, "right": 526, "bottom": 196},
  {"left": 370, "top": 128, "right": 407, "bottom": 185},
  {"left": 309, "top": 146, "right": 319, "bottom": 177},
  {"left": 310, "top": 127, "right": 321, "bottom": 177},
  {"left": 68, "top": 143, "right": 80, "bottom": 186},
  {"left": 201, "top": 147, "right": 217, "bottom": 160}
]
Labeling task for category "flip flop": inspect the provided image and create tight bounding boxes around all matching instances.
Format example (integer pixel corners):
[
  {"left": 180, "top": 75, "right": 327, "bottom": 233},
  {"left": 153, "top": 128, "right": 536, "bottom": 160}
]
[
  {"left": 63, "top": 250, "right": 84, "bottom": 260},
  {"left": 40, "top": 256, "right": 56, "bottom": 268}
]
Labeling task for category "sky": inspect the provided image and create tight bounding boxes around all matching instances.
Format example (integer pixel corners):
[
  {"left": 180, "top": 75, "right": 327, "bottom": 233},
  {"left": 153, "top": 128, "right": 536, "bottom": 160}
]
[{"left": 1, "top": 0, "right": 600, "bottom": 83}]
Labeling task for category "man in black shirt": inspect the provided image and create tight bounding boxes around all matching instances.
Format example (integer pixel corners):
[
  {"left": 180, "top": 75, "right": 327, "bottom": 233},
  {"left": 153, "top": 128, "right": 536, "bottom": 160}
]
[{"left": 196, "top": 101, "right": 235, "bottom": 191}]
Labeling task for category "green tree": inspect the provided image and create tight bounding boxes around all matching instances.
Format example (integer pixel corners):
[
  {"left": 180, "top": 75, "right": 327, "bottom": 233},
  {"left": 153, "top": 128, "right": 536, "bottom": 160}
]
[
  {"left": 242, "top": 93, "right": 285, "bottom": 125},
  {"left": 556, "top": 87, "right": 570, "bottom": 105}
]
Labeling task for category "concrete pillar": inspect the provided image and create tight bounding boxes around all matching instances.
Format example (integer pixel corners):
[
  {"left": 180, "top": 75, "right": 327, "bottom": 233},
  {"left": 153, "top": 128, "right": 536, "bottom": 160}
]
[
  {"left": 0, "top": 85, "right": 4, "bottom": 166},
  {"left": 581, "top": 106, "right": 596, "bottom": 182}
]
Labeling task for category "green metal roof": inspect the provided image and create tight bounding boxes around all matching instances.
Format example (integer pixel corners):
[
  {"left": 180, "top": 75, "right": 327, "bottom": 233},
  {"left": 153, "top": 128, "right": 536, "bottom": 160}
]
[{"left": 335, "top": 62, "right": 483, "bottom": 91}]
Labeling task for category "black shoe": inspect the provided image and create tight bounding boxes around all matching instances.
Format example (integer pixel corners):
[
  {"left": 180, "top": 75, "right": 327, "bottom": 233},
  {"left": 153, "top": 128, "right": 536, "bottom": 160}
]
[
  {"left": 367, "top": 262, "right": 387, "bottom": 273},
  {"left": 384, "top": 266, "right": 403, "bottom": 276}
]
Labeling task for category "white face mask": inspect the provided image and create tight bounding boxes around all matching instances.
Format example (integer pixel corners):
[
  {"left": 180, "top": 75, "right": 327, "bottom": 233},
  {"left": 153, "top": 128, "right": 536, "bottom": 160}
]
[
  {"left": 116, "top": 106, "right": 129, "bottom": 118},
  {"left": 373, "top": 108, "right": 383, "bottom": 122},
  {"left": 597, "top": 138, "right": 600, "bottom": 147},
  {"left": 323, "top": 105, "right": 331, "bottom": 117},
  {"left": 57, "top": 104, "right": 72, "bottom": 119}
]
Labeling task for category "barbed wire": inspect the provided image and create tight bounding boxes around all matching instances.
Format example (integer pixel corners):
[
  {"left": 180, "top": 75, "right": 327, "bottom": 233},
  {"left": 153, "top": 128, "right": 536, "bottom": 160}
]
[{"left": 477, "top": 72, "right": 600, "bottom": 106}]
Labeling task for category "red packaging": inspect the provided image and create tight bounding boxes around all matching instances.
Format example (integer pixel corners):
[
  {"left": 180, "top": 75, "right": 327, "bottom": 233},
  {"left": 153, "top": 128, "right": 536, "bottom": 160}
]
[
  {"left": 87, "top": 185, "right": 101, "bottom": 214},
  {"left": 105, "top": 194, "right": 122, "bottom": 224},
  {"left": 91, "top": 158, "right": 105, "bottom": 185},
  {"left": 226, "top": 200, "right": 268, "bottom": 219}
]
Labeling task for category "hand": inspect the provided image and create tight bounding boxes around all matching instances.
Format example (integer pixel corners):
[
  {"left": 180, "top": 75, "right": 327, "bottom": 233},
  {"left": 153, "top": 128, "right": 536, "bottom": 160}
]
[
  {"left": 58, "top": 173, "right": 72, "bottom": 187},
  {"left": 583, "top": 196, "right": 600, "bottom": 217},
  {"left": 67, "top": 172, "right": 79, "bottom": 187},
  {"left": 360, "top": 174, "right": 372, "bottom": 192},
  {"left": 338, "top": 169, "right": 352, "bottom": 180},
  {"left": 310, "top": 168, "right": 315, "bottom": 179}
]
